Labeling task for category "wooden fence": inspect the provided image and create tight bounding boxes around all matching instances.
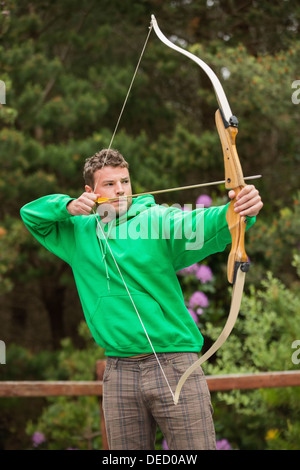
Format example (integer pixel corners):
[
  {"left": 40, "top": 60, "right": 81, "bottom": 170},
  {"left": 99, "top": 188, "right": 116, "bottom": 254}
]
[{"left": 1, "top": 361, "right": 300, "bottom": 450}]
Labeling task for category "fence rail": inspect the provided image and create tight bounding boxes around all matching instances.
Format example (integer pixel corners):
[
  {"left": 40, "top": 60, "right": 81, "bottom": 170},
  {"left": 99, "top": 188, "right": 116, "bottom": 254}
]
[
  {"left": 1, "top": 362, "right": 300, "bottom": 450},
  {"left": 1, "top": 368, "right": 300, "bottom": 397},
  {"left": 0, "top": 380, "right": 103, "bottom": 397}
]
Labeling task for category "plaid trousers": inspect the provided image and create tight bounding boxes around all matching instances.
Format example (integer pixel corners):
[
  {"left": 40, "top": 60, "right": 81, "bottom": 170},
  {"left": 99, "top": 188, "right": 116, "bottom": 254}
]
[{"left": 102, "top": 352, "right": 216, "bottom": 450}]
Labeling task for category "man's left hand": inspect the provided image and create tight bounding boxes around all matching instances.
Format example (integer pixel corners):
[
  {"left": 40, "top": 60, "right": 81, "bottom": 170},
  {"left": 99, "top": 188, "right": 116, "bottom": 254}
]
[{"left": 228, "top": 185, "right": 263, "bottom": 217}]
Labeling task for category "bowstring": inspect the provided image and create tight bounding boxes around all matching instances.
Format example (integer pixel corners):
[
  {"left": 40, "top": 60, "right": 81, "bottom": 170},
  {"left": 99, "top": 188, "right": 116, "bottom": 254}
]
[
  {"left": 93, "top": 22, "right": 153, "bottom": 193},
  {"left": 92, "top": 21, "right": 175, "bottom": 401}
]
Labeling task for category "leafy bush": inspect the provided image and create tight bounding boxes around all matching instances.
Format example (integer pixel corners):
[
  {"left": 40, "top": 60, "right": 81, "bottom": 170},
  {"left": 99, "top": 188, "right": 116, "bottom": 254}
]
[
  {"left": 203, "top": 256, "right": 300, "bottom": 450},
  {"left": 24, "top": 322, "right": 105, "bottom": 450}
]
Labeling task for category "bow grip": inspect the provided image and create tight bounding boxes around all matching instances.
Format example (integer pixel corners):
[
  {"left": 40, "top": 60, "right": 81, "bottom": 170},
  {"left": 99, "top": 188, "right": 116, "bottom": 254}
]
[{"left": 226, "top": 198, "right": 249, "bottom": 284}]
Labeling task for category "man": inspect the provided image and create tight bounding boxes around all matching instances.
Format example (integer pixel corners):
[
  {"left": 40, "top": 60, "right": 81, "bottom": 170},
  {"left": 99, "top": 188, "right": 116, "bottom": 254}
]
[{"left": 20, "top": 148, "right": 263, "bottom": 450}]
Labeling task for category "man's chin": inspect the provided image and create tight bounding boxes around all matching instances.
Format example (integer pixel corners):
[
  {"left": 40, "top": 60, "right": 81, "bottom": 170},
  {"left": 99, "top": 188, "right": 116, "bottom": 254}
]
[{"left": 117, "top": 198, "right": 132, "bottom": 216}]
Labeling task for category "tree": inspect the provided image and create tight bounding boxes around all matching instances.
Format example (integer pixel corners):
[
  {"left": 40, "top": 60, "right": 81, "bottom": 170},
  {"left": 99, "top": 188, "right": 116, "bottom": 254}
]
[{"left": 1, "top": 0, "right": 299, "bottom": 350}]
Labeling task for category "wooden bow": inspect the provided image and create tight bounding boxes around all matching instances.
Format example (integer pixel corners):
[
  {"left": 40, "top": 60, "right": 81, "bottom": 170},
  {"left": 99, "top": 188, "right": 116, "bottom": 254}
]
[
  {"left": 94, "top": 15, "right": 252, "bottom": 406},
  {"left": 150, "top": 15, "right": 251, "bottom": 404}
]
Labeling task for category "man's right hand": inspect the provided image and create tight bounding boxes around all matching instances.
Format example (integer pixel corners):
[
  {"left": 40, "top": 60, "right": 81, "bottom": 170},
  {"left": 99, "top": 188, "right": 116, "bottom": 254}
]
[{"left": 67, "top": 192, "right": 100, "bottom": 216}]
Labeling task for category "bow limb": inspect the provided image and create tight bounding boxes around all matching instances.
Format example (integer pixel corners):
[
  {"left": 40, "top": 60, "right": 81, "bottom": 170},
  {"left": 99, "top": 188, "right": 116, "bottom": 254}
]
[
  {"left": 151, "top": 15, "right": 233, "bottom": 124},
  {"left": 173, "top": 267, "right": 246, "bottom": 405},
  {"left": 151, "top": 15, "right": 250, "bottom": 405}
]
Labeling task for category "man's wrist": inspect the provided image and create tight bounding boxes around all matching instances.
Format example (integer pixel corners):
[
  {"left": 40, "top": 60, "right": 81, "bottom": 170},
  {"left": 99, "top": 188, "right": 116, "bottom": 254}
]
[{"left": 66, "top": 199, "right": 76, "bottom": 215}]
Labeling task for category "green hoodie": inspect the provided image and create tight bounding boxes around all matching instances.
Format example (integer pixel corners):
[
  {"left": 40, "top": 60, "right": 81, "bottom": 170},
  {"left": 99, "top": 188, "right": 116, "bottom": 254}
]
[{"left": 20, "top": 194, "right": 255, "bottom": 357}]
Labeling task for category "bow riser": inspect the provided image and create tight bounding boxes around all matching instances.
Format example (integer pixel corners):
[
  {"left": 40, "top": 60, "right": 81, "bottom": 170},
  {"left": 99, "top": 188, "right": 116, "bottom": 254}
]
[{"left": 215, "top": 109, "right": 249, "bottom": 284}]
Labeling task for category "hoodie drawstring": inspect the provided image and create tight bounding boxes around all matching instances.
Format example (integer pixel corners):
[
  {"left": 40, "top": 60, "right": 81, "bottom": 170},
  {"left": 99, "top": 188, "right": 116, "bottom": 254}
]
[{"left": 96, "top": 221, "right": 114, "bottom": 292}]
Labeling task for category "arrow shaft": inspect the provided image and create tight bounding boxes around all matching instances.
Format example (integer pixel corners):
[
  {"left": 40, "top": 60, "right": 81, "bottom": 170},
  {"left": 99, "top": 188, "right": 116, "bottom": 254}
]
[{"left": 96, "top": 174, "right": 261, "bottom": 204}]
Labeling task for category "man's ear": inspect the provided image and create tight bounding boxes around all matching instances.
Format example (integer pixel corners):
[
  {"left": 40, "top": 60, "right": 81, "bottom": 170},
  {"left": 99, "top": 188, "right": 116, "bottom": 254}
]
[{"left": 85, "top": 185, "right": 93, "bottom": 193}]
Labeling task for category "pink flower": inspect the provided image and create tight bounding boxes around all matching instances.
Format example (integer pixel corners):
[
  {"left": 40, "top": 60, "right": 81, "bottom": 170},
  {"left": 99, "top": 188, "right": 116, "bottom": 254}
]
[
  {"left": 196, "top": 194, "right": 212, "bottom": 208},
  {"left": 216, "top": 439, "right": 232, "bottom": 450},
  {"left": 32, "top": 431, "right": 46, "bottom": 447},
  {"left": 196, "top": 264, "right": 213, "bottom": 283},
  {"left": 177, "top": 263, "right": 199, "bottom": 276},
  {"left": 188, "top": 308, "right": 198, "bottom": 322},
  {"left": 162, "top": 438, "right": 169, "bottom": 449},
  {"left": 189, "top": 291, "right": 209, "bottom": 309}
]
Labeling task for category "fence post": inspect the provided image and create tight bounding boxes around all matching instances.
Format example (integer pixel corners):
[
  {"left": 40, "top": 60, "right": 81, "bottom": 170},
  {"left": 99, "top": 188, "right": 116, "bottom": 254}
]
[{"left": 96, "top": 360, "right": 108, "bottom": 450}]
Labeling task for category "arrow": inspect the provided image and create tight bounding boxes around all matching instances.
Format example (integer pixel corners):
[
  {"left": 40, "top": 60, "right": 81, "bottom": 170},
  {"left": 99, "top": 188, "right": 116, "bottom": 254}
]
[{"left": 95, "top": 174, "right": 262, "bottom": 204}]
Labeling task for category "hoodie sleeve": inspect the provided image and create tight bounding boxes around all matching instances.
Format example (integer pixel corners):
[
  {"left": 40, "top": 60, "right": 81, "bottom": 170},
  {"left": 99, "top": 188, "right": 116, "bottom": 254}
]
[
  {"left": 20, "top": 194, "right": 76, "bottom": 265},
  {"left": 163, "top": 203, "right": 256, "bottom": 271}
]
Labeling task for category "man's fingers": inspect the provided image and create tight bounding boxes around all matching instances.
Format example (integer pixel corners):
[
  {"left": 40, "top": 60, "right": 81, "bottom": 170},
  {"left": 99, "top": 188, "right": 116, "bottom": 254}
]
[
  {"left": 228, "top": 185, "right": 263, "bottom": 217},
  {"left": 235, "top": 197, "right": 263, "bottom": 216},
  {"left": 235, "top": 186, "right": 263, "bottom": 217},
  {"left": 68, "top": 192, "right": 100, "bottom": 215}
]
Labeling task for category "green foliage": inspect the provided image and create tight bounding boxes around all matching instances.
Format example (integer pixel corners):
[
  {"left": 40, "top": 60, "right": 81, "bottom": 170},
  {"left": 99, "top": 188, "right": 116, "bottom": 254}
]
[
  {"left": 25, "top": 332, "right": 105, "bottom": 449},
  {"left": 0, "top": 322, "right": 105, "bottom": 450},
  {"left": 25, "top": 322, "right": 105, "bottom": 450},
  {"left": 26, "top": 395, "right": 102, "bottom": 450},
  {"left": 0, "top": 217, "right": 27, "bottom": 293},
  {"left": 206, "top": 268, "right": 300, "bottom": 375},
  {"left": 203, "top": 256, "right": 300, "bottom": 450},
  {"left": 246, "top": 191, "right": 300, "bottom": 285}
]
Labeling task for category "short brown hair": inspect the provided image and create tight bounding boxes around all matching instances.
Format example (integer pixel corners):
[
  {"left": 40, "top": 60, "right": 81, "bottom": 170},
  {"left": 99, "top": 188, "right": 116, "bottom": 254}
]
[{"left": 83, "top": 148, "right": 129, "bottom": 187}]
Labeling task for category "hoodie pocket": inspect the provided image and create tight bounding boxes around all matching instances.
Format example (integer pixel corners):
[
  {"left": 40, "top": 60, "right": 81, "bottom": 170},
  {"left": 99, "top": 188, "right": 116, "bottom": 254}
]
[{"left": 90, "top": 292, "right": 168, "bottom": 354}]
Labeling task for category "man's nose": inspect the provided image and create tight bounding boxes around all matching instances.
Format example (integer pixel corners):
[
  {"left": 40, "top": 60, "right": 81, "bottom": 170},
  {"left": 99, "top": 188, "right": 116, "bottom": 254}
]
[{"left": 115, "top": 182, "right": 124, "bottom": 195}]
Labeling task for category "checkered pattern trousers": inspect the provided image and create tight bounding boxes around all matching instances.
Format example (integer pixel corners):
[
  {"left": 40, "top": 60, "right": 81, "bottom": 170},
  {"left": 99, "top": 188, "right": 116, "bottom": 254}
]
[{"left": 102, "top": 352, "right": 216, "bottom": 450}]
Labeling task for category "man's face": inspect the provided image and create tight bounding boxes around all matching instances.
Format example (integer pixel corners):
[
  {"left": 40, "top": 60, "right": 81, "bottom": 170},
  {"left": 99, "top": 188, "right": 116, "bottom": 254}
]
[{"left": 86, "top": 165, "right": 132, "bottom": 217}]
